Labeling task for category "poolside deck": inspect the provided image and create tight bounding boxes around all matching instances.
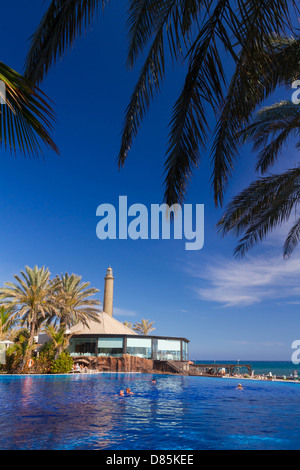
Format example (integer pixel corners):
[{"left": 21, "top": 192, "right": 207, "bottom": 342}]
[{"left": 189, "top": 363, "right": 252, "bottom": 376}]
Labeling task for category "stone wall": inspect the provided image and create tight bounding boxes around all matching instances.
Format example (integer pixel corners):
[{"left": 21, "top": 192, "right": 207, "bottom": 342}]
[{"left": 75, "top": 354, "right": 154, "bottom": 373}]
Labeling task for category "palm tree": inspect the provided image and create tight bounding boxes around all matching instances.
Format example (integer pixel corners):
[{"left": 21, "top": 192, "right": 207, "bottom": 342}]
[
  {"left": 0, "top": 61, "right": 58, "bottom": 158},
  {"left": 0, "top": 305, "right": 18, "bottom": 340},
  {"left": 51, "top": 273, "right": 101, "bottom": 329},
  {"left": 123, "top": 321, "right": 133, "bottom": 329},
  {"left": 7, "top": 332, "right": 36, "bottom": 372},
  {"left": 0, "top": 266, "right": 56, "bottom": 347},
  {"left": 43, "top": 324, "right": 73, "bottom": 359},
  {"left": 133, "top": 319, "right": 155, "bottom": 335},
  {"left": 24, "top": 0, "right": 296, "bottom": 208}
]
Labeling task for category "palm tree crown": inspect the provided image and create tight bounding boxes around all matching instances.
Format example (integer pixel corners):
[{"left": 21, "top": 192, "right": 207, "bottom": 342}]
[
  {"left": 52, "top": 273, "right": 101, "bottom": 329},
  {"left": 0, "top": 266, "right": 56, "bottom": 345},
  {"left": 133, "top": 319, "right": 155, "bottom": 335}
]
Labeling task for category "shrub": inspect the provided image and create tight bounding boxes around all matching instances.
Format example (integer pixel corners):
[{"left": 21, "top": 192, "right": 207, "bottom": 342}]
[
  {"left": 5, "top": 350, "right": 21, "bottom": 373},
  {"left": 51, "top": 351, "right": 73, "bottom": 374},
  {"left": 34, "top": 342, "right": 56, "bottom": 374}
]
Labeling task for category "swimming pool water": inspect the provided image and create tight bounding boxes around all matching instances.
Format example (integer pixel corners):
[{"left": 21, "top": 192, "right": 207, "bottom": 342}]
[{"left": 0, "top": 373, "right": 299, "bottom": 450}]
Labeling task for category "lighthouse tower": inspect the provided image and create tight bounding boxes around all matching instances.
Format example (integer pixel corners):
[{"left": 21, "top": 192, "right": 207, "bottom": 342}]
[{"left": 103, "top": 266, "right": 114, "bottom": 317}]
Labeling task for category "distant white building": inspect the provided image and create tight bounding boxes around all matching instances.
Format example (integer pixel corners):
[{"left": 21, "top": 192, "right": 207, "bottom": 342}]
[{"left": 0, "top": 340, "right": 13, "bottom": 364}]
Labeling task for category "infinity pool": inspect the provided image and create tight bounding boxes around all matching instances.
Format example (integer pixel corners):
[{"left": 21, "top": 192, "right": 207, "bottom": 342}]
[{"left": 0, "top": 373, "right": 299, "bottom": 450}]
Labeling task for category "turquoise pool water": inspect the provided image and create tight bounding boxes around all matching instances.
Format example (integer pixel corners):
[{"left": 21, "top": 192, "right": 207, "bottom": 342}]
[{"left": 0, "top": 373, "right": 299, "bottom": 450}]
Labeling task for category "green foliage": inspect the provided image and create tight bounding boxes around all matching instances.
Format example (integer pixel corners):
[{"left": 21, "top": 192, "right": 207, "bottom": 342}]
[
  {"left": 0, "top": 266, "right": 100, "bottom": 374},
  {"left": 0, "top": 61, "right": 58, "bottom": 158},
  {"left": 50, "top": 351, "right": 74, "bottom": 374},
  {"left": 34, "top": 341, "right": 56, "bottom": 374},
  {"left": 14, "top": 328, "right": 30, "bottom": 343},
  {"left": 0, "top": 304, "right": 18, "bottom": 340},
  {"left": 7, "top": 333, "right": 37, "bottom": 372},
  {"left": 4, "top": 349, "right": 20, "bottom": 373},
  {"left": 51, "top": 273, "right": 101, "bottom": 329},
  {"left": 0, "top": 266, "right": 56, "bottom": 346},
  {"left": 133, "top": 319, "right": 156, "bottom": 335}
]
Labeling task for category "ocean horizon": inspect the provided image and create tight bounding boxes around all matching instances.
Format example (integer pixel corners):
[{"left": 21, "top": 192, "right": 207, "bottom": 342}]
[{"left": 193, "top": 360, "right": 299, "bottom": 377}]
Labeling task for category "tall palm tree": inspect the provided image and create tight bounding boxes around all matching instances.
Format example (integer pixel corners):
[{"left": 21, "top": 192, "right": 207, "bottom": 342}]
[
  {"left": 133, "top": 319, "right": 155, "bottom": 335},
  {"left": 51, "top": 273, "right": 101, "bottom": 329},
  {"left": 0, "top": 61, "right": 58, "bottom": 158},
  {"left": 217, "top": 100, "right": 300, "bottom": 258},
  {"left": 0, "top": 266, "right": 56, "bottom": 347},
  {"left": 24, "top": 0, "right": 296, "bottom": 208}
]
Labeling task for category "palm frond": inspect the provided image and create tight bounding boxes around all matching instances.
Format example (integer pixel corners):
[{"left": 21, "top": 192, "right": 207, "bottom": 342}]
[
  {"left": 126, "top": 0, "right": 166, "bottom": 68},
  {"left": 217, "top": 166, "right": 300, "bottom": 257},
  {"left": 163, "top": 0, "right": 229, "bottom": 206},
  {"left": 133, "top": 318, "right": 155, "bottom": 335},
  {"left": 24, "top": 0, "right": 299, "bottom": 212},
  {"left": 0, "top": 62, "right": 58, "bottom": 157},
  {"left": 25, "top": 0, "right": 108, "bottom": 85},
  {"left": 284, "top": 216, "right": 300, "bottom": 258},
  {"left": 119, "top": 0, "right": 212, "bottom": 170},
  {"left": 52, "top": 273, "right": 101, "bottom": 328},
  {"left": 127, "top": 0, "right": 205, "bottom": 68},
  {"left": 0, "top": 266, "right": 56, "bottom": 343},
  {"left": 118, "top": 8, "right": 170, "bottom": 168},
  {"left": 211, "top": 0, "right": 297, "bottom": 206},
  {"left": 240, "top": 100, "right": 300, "bottom": 173}
]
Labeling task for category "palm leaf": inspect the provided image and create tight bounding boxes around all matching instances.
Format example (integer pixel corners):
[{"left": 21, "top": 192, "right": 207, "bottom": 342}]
[
  {"left": 0, "top": 62, "right": 58, "bottom": 157},
  {"left": 52, "top": 273, "right": 101, "bottom": 328},
  {"left": 211, "top": 1, "right": 298, "bottom": 206},
  {"left": 284, "top": 217, "right": 300, "bottom": 258},
  {"left": 25, "top": 0, "right": 109, "bottom": 85},
  {"left": 163, "top": 0, "right": 229, "bottom": 206},
  {"left": 240, "top": 100, "right": 300, "bottom": 173},
  {"left": 118, "top": 0, "right": 185, "bottom": 169},
  {"left": 217, "top": 166, "right": 300, "bottom": 257}
]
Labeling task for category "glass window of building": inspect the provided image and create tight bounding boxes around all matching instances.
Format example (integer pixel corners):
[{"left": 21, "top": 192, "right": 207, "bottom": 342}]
[
  {"left": 156, "top": 339, "right": 181, "bottom": 361},
  {"left": 98, "top": 337, "right": 123, "bottom": 357},
  {"left": 182, "top": 341, "right": 189, "bottom": 361},
  {"left": 126, "top": 337, "right": 152, "bottom": 359},
  {"left": 69, "top": 338, "right": 97, "bottom": 357}
]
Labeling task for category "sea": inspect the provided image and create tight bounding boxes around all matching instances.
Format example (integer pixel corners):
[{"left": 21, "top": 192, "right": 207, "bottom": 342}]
[{"left": 193, "top": 360, "right": 300, "bottom": 377}]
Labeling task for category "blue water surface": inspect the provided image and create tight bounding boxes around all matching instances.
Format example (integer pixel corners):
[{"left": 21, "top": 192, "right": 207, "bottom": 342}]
[{"left": 0, "top": 373, "right": 300, "bottom": 450}]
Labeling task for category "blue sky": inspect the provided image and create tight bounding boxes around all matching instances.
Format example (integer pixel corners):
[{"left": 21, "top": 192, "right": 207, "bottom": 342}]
[{"left": 0, "top": 0, "right": 299, "bottom": 360}]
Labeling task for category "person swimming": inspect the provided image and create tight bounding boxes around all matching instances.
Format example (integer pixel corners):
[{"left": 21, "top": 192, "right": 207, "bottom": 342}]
[
  {"left": 119, "top": 390, "right": 125, "bottom": 396},
  {"left": 126, "top": 388, "right": 134, "bottom": 395},
  {"left": 151, "top": 379, "right": 157, "bottom": 384},
  {"left": 237, "top": 383, "right": 243, "bottom": 390}
]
